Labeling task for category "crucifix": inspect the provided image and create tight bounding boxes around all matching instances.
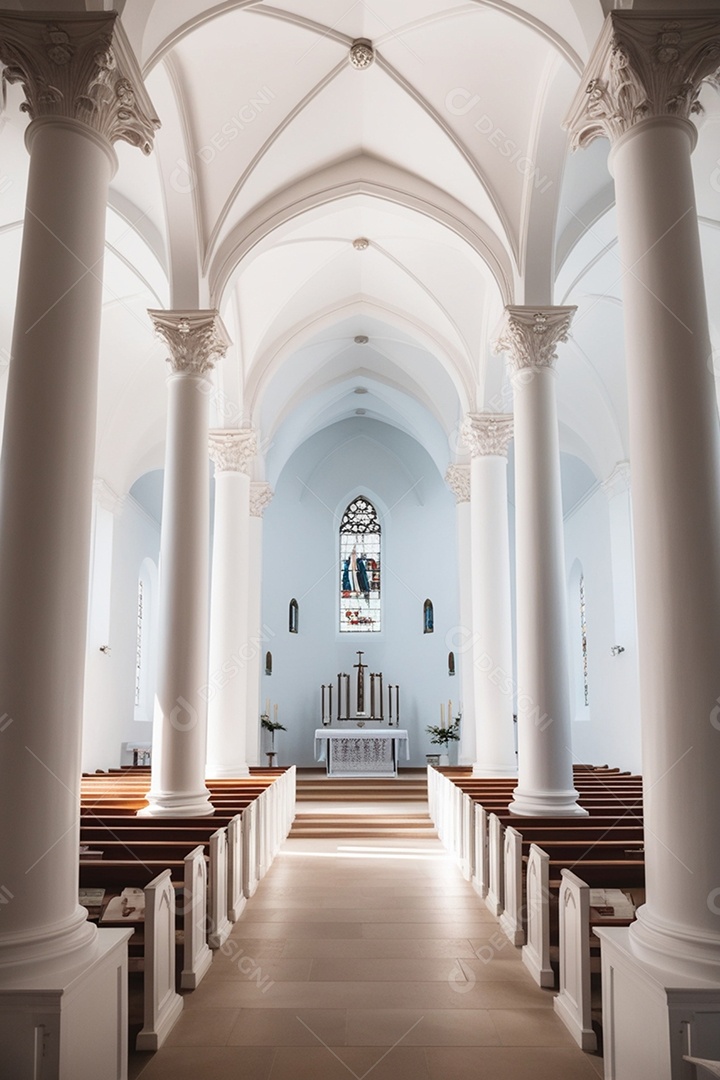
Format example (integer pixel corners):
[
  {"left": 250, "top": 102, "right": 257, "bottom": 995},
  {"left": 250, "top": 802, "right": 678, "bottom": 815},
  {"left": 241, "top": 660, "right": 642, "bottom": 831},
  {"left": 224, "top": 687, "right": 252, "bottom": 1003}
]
[{"left": 354, "top": 650, "right": 367, "bottom": 714}]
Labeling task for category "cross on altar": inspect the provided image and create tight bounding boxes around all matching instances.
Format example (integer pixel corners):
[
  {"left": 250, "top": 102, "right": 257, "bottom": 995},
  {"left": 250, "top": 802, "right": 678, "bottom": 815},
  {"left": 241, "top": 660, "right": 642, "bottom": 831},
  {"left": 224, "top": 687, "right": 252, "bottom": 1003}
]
[{"left": 354, "top": 650, "right": 367, "bottom": 713}]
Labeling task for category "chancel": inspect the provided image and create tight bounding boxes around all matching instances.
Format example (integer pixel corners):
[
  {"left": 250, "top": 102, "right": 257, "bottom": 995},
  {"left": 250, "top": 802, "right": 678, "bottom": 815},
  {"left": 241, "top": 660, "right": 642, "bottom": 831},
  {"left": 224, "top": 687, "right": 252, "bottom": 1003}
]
[{"left": 1, "top": 4, "right": 720, "bottom": 1080}]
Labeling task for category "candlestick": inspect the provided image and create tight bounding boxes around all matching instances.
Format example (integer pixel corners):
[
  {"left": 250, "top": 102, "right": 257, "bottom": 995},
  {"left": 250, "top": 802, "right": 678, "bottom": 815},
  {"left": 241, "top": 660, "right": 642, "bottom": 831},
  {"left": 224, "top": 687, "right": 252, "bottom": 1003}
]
[
  {"left": 379, "top": 673, "right": 384, "bottom": 720},
  {"left": 397, "top": 686, "right": 400, "bottom": 724},
  {"left": 388, "top": 684, "right": 393, "bottom": 723},
  {"left": 329, "top": 684, "right": 333, "bottom": 723}
]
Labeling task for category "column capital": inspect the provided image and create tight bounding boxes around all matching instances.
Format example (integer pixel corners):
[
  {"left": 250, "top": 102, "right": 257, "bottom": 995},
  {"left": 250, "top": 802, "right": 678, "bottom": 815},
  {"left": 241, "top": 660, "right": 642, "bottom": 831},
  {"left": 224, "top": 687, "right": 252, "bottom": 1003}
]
[
  {"left": 445, "top": 463, "right": 470, "bottom": 503},
  {"left": 461, "top": 413, "right": 514, "bottom": 458},
  {"left": 209, "top": 428, "right": 257, "bottom": 474},
  {"left": 565, "top": 12, "right": 720, "bottom": 150},
  {"left": 92, "top": 476, "right": 124, "bottom": 515},
  {"left": 149, "top": 309, "right": 231, "bottom": 377},
  {"left": 493, "top": 306, "right": 576, "bottom": 374},
  {"left": 602, "top": 460, "right": 631, "bottom": 499},
  {"left": 0, "top": 11, "right": 159, "bottom": 154},
  {"left": 250, "top": 482, "right": 273, "bottom": 517}
]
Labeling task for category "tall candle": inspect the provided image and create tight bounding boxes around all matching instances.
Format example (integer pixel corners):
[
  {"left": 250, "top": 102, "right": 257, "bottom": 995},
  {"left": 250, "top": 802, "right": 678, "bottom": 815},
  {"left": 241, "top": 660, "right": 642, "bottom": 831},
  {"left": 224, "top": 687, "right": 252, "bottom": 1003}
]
[
  {"left": 274, "top": 703, "right": 278, "bottom": 722},
  {"left": 440, "top": 703, "right": 445, "bottom": 725},
  {"left": 449, "top": 700, "right": 452, "bottom": 722},
  {"left": 265, "top": 697, "right": 270, "bottom": 716}
]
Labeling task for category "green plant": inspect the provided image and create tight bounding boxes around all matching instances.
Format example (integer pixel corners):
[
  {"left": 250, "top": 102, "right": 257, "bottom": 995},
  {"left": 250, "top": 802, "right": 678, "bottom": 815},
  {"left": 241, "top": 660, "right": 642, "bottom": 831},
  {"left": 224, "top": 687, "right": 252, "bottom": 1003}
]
[
  {"left": 261, "top": 714, "right": 287, "bottom": 750},
  {"left": 425, "top": 718, "right": 461, "bottom": 749}
]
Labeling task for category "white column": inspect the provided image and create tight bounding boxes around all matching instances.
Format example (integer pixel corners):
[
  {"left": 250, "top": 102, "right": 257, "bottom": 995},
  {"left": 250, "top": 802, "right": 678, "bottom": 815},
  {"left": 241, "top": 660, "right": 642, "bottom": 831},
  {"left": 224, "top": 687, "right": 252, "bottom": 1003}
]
[
  {"left": 494, "top": 307, "right": 585, "bottom": 816},
  {"left": 445, "top": 464, "right": 474, "bottom": 765},
  {"left": 461, "top": 414, "right": 517, "bottom": 777},
  {"left": 142, "top": 311, "right": 230, "bottom": 817},
  {"left": 0, "top": 12, "right": 157, "bottom": 977},
  {"left": 205, "top": 429, "right": 257, "bottom": 778},
  {"left": 246, "top": 482, "right": 273, "bottom": 766},
  {"left": 567, "top": 11, "right": 720, "bottom": 983}
]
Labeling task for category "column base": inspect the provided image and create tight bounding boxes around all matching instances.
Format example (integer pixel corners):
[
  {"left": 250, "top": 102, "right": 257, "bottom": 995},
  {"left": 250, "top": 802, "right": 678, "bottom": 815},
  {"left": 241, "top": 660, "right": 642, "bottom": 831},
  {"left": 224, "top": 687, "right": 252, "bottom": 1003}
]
[
  {"left": 596, "top": 926, "right": 720, "bottom": 1080},
  {"left": 138, "top": 789, "right": 215, "bottom": 817},
  {"left": 629, "top": 906, "right": 720, "bottom": 984},
  {"left": 205, "top": 763, "right": 250, "bottom": 779},
  {"left": 472, "top": 762, "right": 517, "bottom": 778},
  {"left": 508, "top": 786, "right": 588, "bottom": 817},
  {"left": 0, "top": 906, "right": 97, "bottom": 978},
  {"left": 0, "top": 927, "right": 132, "bottom": 1080}
]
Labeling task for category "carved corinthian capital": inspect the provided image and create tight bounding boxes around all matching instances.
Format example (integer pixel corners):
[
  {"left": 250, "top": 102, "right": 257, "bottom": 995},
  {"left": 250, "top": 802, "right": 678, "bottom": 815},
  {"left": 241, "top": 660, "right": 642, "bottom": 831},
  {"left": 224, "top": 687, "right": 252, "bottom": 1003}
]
[
  {"left": 149, "top": 310, "right": 231, "bottom": 377},
  {"left": 209, "top": 429, "right": 257, "bottom": 474},
  {"left": 250, "top": 482, "right": 273, "bottom": 518},
  {"left": 461, "top": 413, "right": 514, "bottom": 458},
  {"left": 565, "top": 12, "right": 720, "bottom": 150},
  {"left": 493, "top": 306, "right": 576, "bottom": 374},
  {"left": 445, "top": 464, "right": 471, "bottom": 503},
  {"left": 0, "top": 11, "right": 159, "bottom": 153}
]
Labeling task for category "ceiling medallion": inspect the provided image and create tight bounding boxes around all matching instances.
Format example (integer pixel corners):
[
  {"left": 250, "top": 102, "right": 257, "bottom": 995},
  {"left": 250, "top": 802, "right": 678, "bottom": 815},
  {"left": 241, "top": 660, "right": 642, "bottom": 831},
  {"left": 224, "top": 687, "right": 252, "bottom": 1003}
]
[
  {"left": 352, "top": 237, "right": 370, "bottom": 251},
  {"left": 354, "top": 335, "right": 369, "bottom": 345},
  {"left": 355, "top": 409, "right": 367, "bottom": 415},
  {"left": 349, "top": 39, "right": 374, "bottom": 70},
  {"left": 354, "top": 386, "right": 368, "bottom": 393}
]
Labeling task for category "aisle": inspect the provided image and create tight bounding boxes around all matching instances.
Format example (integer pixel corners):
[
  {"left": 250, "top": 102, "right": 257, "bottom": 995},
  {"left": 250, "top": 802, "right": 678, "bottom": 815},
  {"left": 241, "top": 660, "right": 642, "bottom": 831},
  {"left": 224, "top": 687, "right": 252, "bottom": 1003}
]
[{"left": 132, "top": 817, "right": 603, "bottom": 1079}]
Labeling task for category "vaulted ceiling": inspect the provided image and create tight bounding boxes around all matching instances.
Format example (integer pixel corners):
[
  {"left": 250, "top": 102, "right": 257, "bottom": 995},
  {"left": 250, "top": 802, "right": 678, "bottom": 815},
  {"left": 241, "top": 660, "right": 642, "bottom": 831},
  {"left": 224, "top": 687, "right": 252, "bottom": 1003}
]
[{"left": 2, "top": 0, "right": 720, "bottom": 502}]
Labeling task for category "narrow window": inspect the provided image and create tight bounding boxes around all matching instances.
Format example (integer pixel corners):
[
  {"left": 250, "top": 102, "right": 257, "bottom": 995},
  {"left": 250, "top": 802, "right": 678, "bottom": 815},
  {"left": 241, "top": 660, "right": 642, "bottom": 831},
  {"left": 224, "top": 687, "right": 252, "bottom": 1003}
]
[
  {"left": 265, "top": 651, "right": 273, "bottom": 675},
  {"left": 580, "top": 574, "right": 589, "bottom": 706},
  {"left": 423, "top": 599, "right": 434, "bottom": 634},
  {"left": 448, "top": 651, "right": 455, "bottom": 676},
  {"left": 289, "top": 599, "right": 299, "bottom": 634}
]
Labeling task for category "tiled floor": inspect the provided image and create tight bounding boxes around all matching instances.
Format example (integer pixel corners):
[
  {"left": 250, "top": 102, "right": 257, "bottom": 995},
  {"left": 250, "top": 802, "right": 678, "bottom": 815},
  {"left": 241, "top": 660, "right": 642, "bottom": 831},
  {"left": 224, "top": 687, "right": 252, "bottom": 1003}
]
[{"left": 130, "top": 832, "right": 605, "bottom": 1080}]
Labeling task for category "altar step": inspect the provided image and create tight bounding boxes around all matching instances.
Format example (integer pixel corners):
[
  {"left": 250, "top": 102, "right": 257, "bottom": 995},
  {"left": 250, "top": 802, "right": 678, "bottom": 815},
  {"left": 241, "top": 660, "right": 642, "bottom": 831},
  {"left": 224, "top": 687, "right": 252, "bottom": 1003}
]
[
  {"left": 290, "top": 812, "right": 436, "bottom": 839},
  {"left": 296, "top": 778, "right": 428, "bottom": 802}
]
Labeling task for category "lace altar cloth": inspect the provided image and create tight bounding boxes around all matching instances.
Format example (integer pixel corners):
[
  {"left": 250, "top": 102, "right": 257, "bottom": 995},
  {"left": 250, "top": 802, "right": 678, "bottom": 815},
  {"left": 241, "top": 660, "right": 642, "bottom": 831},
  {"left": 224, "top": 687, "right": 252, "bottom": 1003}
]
[{"left": 314, "top": 728, "right": 409, "bottom": 777}]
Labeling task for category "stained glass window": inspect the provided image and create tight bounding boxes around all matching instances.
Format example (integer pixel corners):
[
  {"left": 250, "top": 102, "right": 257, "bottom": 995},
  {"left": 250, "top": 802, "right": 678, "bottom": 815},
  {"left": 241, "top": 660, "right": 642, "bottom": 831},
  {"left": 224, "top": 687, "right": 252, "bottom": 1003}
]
[
  {"left": 580, "top": 574, "right": 589, "bottom": 706},
  {"left": 339, "top": 496, "right": 381, "bottom": 633}
]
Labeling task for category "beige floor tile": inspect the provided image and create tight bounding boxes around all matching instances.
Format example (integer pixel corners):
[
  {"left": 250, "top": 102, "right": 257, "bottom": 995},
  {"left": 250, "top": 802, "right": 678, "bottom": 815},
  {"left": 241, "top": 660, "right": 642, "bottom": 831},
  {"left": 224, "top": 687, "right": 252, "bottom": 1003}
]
[
  {"left": 219, "top": 936, "right": 287, "bottom": 958},
  {"left": 309, "top": 956, "right": 520, "bottom": 983},
  {"left": 489, "top": 1007, "right": 579, "bottom": 1046},
  {"left": 227, "top": 1008, "right": 347, "bottom": 1046},
  {"left": 282, "top": 938, "right": 425, "bottom": 959},
  {"left": 268, "top": 1045, "right": 431, "bottom": 1080},
  {"left": 163, "top": 1006, "right": 240, "bottom": 1047},
  {"left": 425, "top": 1046, "right": 602, "bottom": 1080},
  {"left": 210, "top": 957, "right": 313, "bottom": 982},
  {"left": 134, "top": 1046, "right": 275, "bottom": 1080},
  {"left": 362, "top": 921, "right": 497, "bottom": 939},
  {"left": 346, "top": 1008, "right": 501, "bottom": 1047}
]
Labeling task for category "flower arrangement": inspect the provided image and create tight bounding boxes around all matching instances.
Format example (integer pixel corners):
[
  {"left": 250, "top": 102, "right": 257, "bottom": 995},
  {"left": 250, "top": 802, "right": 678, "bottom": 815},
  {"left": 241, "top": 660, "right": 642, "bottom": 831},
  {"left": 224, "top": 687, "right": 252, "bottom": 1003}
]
[
  {"left": 425, "top": 715, "right": 461, "bottom": 749},
  {"left": 261, "top": 712, "right": 287, "bottom": 751}
]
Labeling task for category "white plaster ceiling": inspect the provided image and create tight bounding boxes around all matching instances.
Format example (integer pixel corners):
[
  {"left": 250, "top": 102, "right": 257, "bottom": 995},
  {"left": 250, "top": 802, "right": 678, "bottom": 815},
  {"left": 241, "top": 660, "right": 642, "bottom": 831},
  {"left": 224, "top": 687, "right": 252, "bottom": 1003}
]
[{"left": 2, "top": 0, "right": 720, "bottom": 502}]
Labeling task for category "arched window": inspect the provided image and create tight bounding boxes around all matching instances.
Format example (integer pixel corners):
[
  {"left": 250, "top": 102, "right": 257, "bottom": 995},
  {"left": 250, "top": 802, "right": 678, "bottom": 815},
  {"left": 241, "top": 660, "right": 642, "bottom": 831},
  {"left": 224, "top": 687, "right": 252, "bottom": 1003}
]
[
  {"left": 339, "top": 496, "right": 381, "bottom": 632},
  {"left": 448, "top": 651, "right": 455, "bottom": 676},
  {"left": 423, "top": 599, "right": 434, "bottom": 634},
  {"left": 265, "top": 651, "right": 273, "bottom": 675},
  {"left": 289, "top": 599, "right": 299, "bottom": 634}
]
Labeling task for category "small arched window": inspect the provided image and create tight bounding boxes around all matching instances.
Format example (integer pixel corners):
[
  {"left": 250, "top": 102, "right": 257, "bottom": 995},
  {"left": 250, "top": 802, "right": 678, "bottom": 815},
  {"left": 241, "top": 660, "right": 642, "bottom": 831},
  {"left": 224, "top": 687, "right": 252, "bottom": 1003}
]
[
  {"left": 448, "top": 651, "right": 455, "bottom": 676},
  {"left": 423, "top": 599, "right": 434, "bottom": 634},
  {"left": 265, "top": 651, "right": 273, "bottom": 675},
  {"left": 289, "top": 599, "right": 299, "bottom": 634}
]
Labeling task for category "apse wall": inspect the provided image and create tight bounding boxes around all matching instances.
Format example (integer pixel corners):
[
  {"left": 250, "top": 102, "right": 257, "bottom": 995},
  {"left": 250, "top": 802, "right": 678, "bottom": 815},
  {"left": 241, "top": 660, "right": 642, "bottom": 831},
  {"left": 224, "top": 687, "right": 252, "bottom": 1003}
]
[{"left": 261, "top": 418, "right": 460, "bottom": 767}]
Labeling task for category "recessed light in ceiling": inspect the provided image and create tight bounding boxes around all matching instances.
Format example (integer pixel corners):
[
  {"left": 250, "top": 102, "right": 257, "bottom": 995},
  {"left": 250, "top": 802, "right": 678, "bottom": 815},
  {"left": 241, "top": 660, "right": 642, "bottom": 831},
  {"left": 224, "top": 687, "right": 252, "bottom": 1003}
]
[
  {"left": 349, "top": 39, "right": 374, "bottom": 69},
  {"left": 354, "top": 386, "right": 368, "bottom": 394},
  {"left": 352, "top": 237, "right": 369, "bottom": 251},
  {"left": 355, "top": 409, "right": 367, "bottom": 416},
  {"left": 354, "top": 335, "right": 369, "bottom": 345}
]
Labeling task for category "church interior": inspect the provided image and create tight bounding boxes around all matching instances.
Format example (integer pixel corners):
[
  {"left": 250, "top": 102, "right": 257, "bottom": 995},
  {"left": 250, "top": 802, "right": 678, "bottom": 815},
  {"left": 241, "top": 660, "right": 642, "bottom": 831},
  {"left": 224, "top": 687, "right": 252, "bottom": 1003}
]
[{"left": 1, "top": 1, "right": 720, "bottom": 1078}]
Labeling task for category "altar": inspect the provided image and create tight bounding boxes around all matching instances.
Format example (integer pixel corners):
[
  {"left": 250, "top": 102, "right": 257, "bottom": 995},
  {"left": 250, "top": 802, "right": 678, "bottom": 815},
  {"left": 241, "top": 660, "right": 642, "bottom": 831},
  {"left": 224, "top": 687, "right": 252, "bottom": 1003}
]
[{"left": 314, "top": 728, "right": 410, "bottom": 777}]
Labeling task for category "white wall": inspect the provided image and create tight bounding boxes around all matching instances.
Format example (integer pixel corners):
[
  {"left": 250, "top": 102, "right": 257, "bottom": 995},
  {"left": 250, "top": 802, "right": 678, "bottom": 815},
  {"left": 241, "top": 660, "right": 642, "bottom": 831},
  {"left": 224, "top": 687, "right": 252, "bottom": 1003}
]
[
  {"left": 260, "top": 418, "right": 460, "bottom": 767},
  {"left": 563, "top": 485, "right": 642, "bottom": 774},
  {"left": 81, "top": 495, "right": 160, "bottom": 771}
]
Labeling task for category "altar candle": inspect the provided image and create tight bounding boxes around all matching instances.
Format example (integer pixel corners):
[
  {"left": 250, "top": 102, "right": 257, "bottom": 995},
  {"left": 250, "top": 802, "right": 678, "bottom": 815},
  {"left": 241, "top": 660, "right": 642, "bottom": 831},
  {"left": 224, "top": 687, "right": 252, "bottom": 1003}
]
[
  {"left": 449, "top": 700, "right": 452, "bottom": 722},
  {"left": 388, "top": 684, "right": 393, "bottom": 721},
  {"left": 329, "top": 684, "right": 333, "bottom": 722},
  {"left": 440, "top": 703, "right": 445, "bottom": 725},
  {"left": 265, "top": 697, "right": 270, "bottom": 716},
  {"left": 274, "top": 703, "right": 278, "bottom": 722},
  {"left": 397, "top": 686, "right": 400, "bottom": 723}
]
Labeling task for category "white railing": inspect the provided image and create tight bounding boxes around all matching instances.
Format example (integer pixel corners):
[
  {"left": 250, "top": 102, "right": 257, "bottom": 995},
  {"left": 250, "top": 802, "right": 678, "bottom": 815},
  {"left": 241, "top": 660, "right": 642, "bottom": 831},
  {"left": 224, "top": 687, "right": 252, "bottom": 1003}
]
[
  {"left": 499, "top": 825, "right": 524, "bottom": 946},
  {"left": 553, "top": 868, "right": 597, "bottom": 1051},
  {"left": 472, "top": 803, "right": 488, "bottom": 898},
  {"left": 136, "top": 869, "right": 184, "bottom": 1051},
  {"left": 180, "top": 845, "right": 213, "bottom": 990},
  {"left": 242, "top": 801, "right": 259, "bottom": 898},
  {"left": 522, "top": 844, "right": 554, "bottom": 987}
]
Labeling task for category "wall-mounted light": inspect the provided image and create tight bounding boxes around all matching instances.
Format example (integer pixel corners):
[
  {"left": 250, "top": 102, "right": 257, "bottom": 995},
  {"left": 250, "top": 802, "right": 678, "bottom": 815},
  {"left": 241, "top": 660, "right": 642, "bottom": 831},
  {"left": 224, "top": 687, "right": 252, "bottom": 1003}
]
[
  {"left": 99, "top": 645, "right": 111, "bottom": 655},
  {"left": 610, "top": 645, "right": 625, "bottom": 657}
]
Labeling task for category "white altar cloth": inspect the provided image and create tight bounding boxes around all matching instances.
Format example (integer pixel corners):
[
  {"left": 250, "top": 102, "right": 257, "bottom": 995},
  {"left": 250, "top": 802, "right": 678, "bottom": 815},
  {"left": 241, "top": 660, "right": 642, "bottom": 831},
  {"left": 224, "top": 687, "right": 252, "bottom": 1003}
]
[{"left": 314, "top": 728, "right": 409, "bottom": 777}]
